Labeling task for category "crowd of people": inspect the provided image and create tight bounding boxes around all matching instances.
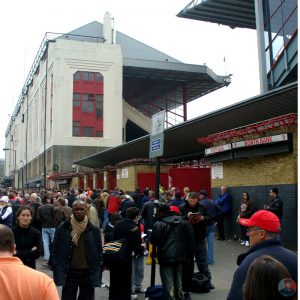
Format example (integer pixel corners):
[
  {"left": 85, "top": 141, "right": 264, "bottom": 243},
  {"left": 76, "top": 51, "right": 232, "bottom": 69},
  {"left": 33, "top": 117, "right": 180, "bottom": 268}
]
[{"left": 0, "top": 185, "right": 297, "bottom": 300}]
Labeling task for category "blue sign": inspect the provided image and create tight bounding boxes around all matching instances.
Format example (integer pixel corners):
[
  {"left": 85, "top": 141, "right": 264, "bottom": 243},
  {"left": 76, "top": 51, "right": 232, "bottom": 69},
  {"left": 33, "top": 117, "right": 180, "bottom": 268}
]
[
  {"left": 149, "top": 133, "right": 164, "bottom": 158},
  {"left": 151, "top": 139, "right": 161, "bottom": 151}
]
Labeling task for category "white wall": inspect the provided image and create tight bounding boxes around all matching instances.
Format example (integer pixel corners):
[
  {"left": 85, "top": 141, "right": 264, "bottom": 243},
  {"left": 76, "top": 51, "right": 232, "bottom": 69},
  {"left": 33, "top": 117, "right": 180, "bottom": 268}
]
[
  {"left": 50, "top": 38, "right": 123, "bottom": 147},
  {"left": 4, "top": 38, "right": 124, "bottom": 180}
]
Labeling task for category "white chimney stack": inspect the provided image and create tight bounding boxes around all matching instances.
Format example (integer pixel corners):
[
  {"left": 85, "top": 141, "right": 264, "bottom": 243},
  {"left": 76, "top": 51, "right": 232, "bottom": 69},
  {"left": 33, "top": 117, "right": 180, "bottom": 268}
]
[{"left": 103, "top": 12, "right": 113, "bottom": 44}]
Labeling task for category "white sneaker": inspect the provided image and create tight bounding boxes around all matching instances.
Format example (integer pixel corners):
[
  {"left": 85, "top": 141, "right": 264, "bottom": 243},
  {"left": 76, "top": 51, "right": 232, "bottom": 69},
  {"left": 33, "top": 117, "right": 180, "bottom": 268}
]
[
  {"left": 245, "top": 241, "right": 250, "bottom": 247},
  {"left": 240, "top": 241, "right": 245, "bottom": 245},
  {"left": 131, "top": 294, "right": 138, "bottom": 300},
  {"left": 135, "top": 287, "right": 147, "bottom": 293}
]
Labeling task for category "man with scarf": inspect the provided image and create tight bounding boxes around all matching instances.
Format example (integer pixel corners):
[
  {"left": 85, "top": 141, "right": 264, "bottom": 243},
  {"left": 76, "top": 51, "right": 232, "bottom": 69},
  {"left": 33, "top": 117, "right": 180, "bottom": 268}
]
[{"left": 52, "top": 200, "right": 102, "bottom": 300}]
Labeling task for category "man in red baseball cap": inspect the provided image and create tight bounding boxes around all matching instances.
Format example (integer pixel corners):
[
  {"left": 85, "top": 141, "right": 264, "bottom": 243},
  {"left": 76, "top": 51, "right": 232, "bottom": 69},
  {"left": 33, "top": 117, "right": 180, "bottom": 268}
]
[
  {"left": 239, "top": 210, "right": 281, "bottom": 247},
  {"left": 227, "top": 210, "right": 297, "bottom": 300}
]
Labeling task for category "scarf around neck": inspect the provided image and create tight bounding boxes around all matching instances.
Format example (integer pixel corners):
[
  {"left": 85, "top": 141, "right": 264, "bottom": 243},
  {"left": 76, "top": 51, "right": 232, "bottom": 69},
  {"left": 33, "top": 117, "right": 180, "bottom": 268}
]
[{"left": 71, "top": 215, "right": 88, "bottom": 246}]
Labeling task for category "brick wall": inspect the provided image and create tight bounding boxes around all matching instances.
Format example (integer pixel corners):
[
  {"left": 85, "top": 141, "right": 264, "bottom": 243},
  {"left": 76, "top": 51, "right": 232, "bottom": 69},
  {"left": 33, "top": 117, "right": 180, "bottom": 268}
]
[
  {"left": 212, "top": 129, "right": 297, "bottom": 188},
  {"left": 116, "top": 164, "right": 169, "bottom": 191},
  {"left": 212, "top": 183, "right": 297, "bottom": 249},
  {"left": 210, "top": 128, "right": 297, "bottom": 249}
]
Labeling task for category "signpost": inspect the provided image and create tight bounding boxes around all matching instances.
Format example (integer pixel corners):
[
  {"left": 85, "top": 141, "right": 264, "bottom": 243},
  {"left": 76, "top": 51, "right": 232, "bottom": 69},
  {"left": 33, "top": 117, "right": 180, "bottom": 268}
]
[
  {"left": 149, "top": 110, "right": 165, "bottom": 159},
  {"left": 149, "top": 110, "right": 165, "bottom": 287}
]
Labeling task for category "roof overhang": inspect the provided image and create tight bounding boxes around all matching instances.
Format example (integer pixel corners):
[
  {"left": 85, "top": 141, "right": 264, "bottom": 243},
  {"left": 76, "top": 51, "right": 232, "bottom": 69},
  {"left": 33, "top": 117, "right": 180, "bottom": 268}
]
[
  {"left": 177, "top": 0, "right": 256, "bottom": 29},
  {"left": 75, "top": 81, "right": 297, "bottom": 168},
  {"left": 123, "top": 58, "right": 231, "bottom": 112}
]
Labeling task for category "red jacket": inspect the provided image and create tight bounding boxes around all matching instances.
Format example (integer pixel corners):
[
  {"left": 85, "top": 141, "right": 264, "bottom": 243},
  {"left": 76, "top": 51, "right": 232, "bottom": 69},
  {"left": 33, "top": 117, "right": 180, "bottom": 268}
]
[{"left": 107, "top": 195, "right": 120, "bottom": 214}]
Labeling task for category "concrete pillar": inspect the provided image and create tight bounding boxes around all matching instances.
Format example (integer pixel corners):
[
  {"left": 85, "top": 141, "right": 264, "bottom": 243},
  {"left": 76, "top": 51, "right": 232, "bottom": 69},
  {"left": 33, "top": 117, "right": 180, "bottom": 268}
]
[
  {"left": 254, "top": 0, "right": 268, "bottom": 93},
  {"left": 93, "top": 173, "right": 97, "bottom": 189},
  {"left": 103, "top": 171, "right": 108, "bottom": 190},
  {"left": 84, "top": 175, "right": 88, "bottom": 191}
]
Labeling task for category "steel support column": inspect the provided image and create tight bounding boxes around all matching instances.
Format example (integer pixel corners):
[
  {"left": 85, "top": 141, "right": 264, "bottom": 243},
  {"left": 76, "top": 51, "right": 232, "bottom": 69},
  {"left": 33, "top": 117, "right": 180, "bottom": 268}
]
[{"left": 183, "top": 83, "right": 188, "bottom": 121}]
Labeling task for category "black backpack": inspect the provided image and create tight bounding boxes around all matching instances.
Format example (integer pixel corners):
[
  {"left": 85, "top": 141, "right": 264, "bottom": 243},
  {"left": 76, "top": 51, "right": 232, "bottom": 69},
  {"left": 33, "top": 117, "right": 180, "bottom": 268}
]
[
  {"left": 145, "top": 285, "right": 163, "bottom": 300},
  {"left": 190, "top": 273, "right": 211, "bottom": 293}
]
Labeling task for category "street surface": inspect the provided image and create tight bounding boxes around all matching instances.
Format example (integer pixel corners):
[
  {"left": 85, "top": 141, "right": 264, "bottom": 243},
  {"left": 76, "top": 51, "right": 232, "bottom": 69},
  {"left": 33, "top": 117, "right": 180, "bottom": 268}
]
[{"left": 37, "top": 238, "right": 247, "bottom": 299}]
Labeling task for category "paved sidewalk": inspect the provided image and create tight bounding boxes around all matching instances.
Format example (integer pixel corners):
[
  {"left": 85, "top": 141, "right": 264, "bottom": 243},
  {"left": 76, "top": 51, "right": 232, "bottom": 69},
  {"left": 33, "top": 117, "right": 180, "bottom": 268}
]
[{"left": 37, "top": 238, "right": 248, "bottom": 299}]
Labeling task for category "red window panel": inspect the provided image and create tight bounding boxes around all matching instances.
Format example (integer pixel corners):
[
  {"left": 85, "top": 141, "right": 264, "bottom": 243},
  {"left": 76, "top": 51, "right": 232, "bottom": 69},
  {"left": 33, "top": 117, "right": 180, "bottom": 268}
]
[{"left": 72, "top": 71, "right": 104, "bottom": 137}]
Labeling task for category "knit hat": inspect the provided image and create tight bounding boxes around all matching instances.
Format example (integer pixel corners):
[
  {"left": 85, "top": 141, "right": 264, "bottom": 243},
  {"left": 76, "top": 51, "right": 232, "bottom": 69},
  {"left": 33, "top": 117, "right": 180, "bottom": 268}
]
[
  {"left": 199, "top": 190, "right": 208, "bottom": 197},
  {"left": 174, "top": 189, "right": 182, "bottom": 199},
  {"left": 239, "top": 210, "right": 280, "bottom": 233},
  {"left": 0, "top": 196, "right": 9, "bottom": 203}
]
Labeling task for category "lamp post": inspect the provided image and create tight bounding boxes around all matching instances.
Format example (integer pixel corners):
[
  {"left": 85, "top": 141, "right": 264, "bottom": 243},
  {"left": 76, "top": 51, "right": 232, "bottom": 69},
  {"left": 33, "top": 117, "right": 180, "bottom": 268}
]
[
  {"left": 20, "top": 160, "right": 24, "bottom": 190},
  {"left": 3, "top": 148, "right": 16, "bottom": 188}
]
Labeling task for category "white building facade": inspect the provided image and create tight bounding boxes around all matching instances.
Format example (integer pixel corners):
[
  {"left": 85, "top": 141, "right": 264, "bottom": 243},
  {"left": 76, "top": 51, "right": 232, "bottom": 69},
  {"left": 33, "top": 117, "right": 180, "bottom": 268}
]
[
  {"left": 5, "top": 18, "right": 124, "bottom": 188},
  {"left": 4, "top": 13, "right": 229, "bottom": 189}
]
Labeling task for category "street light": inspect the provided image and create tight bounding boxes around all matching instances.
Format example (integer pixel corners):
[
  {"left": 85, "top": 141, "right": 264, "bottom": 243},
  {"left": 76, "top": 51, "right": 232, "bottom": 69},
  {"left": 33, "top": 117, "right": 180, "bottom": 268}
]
[{"left": 3, "top": 148, "right": 16, "bottom": 188}]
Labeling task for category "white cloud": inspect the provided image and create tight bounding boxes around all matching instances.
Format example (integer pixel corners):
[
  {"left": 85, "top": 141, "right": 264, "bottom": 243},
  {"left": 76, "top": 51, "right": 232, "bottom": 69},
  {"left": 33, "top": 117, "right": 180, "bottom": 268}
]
[{"left": 0, "top": 0, "right": 259, "bottom": 158}]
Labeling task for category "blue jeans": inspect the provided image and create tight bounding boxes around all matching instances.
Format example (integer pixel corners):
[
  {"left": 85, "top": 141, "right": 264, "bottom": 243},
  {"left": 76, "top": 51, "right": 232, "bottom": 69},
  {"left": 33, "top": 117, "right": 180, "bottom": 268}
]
[
  {"left": 42, "top": 227, "right": 55, "bottom": 261},
  {"left": 101, "top": 209, "right": 109, "bottom": 229},
  {"left": 240, "top": 225, "right": 249, "bottom": 242},
  {"left": 206, "top": 224, "right": 215, "bottom": 264},
  {"left": 132, "top": 255, "right": 145, "bottom": 290}
]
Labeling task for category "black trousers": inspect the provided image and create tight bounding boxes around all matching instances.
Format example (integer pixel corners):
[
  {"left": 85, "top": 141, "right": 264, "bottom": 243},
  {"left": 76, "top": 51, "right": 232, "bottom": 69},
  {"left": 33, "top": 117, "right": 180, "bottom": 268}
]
[
  {"left": 62, "top": 268, "right": 94, "bottom": 300},
  {"left": 216, "top": 212, "right": 229, "bottom": 239},
  {"left": 109, "top": 259, "right": 132, "bottom": 300},
  {"left": 182, "top": 260, "right": 194, "bottom": 292},
  {"left": 194, "top": 239, "right": 211, "bottom": 279}
]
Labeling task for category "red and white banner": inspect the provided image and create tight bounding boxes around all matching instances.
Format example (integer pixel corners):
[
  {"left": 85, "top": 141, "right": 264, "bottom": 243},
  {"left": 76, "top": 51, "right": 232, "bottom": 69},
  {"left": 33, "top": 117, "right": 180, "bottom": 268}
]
[
  {"left": 232, "top": 134, "right": 288, "bottom": 149},
  {"left": 205, "top": 143, "right": 231, "bottom": 155}
]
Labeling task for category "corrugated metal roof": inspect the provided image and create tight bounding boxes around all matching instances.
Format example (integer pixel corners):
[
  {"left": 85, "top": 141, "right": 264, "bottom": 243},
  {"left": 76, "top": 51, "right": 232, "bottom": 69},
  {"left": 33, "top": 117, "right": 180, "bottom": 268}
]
[
  {"left": 177, "top": 0, "right": 256, "bottom": 29},
  {"left": 66, "top": 21, "right": 181, "bottom": 62},
  {"left": 74, "top": 81, "right": 298, "bottom": 168},
  {"left": 64, "top": 21, "right": 230, "bottom": 113}
]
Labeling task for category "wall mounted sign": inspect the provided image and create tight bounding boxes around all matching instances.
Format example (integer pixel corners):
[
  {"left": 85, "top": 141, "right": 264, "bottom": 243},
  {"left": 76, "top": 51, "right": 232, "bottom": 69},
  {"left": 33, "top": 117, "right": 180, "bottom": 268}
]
[
  {"left": 121, "top": 168, "right": 128, "bottom": 179},
  {"left": 205, "top": 143, "right": 232, "bottom": 155},
  {"left": 232, "top": 134, "right": 288, "bottom": 149},
  {"left": 211, "top": 162, "right": 223, "bottom": 179}
]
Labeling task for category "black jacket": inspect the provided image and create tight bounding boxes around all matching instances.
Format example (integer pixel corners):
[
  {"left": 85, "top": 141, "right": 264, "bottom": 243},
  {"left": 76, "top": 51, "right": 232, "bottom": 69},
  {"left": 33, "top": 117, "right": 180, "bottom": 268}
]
[
  {"left": 141, "top": 200, "right": 155, "bottom": 233},
  {"left": 52, "top": 219, "right": 103, "bottom": 287},
  {"left": 120, "top": 199, "right": 137, "bottom": 218},
  {"left": 267, "top": 196, "right": 283, "bottom": 219},
  {"left": 12, "top": 225, "right": 42, "bottom": 269},
  {"left": 37, "top": 204, "right": 56, "bottom": 228},
  {"left": 131, "top": 191, "right": 143, "bottom": 210},
  {"left": 113, "top": 218, "right": 144, "bottom": 257},
  {"left": 150, "top": 214, "right": 195, "bottom": 265},
  {"left": 180, "top": 201, "right": 212, "bottom": 240},
  {"left": 103, "top": 222, "right": 114, "bottom": 244},
  {"left": 227, "top": 239, "right": 298, "bottom": 300}
]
